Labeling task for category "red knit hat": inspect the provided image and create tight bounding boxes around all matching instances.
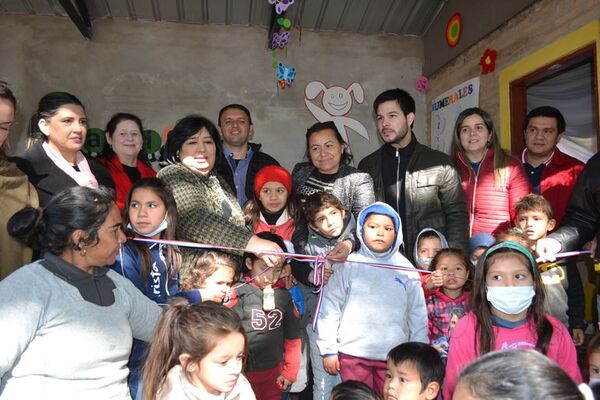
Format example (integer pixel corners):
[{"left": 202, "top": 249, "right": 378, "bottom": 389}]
[{"left": 254, "top": 165, "right": 292, "bottom": 198}]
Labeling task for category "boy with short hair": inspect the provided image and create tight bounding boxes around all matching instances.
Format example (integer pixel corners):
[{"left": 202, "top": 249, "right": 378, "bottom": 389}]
[
  {"left": 290, "top": 191, "right": 357, "bottom": 400},
  {"left": 317, "top": 202, "right": 428, "bottom": 395},
  {"left": 384, "top": 342, "right": 444, "bottom": 400},
  {"left": 515, "top": 194, "right": 585, "bottom": 345}
]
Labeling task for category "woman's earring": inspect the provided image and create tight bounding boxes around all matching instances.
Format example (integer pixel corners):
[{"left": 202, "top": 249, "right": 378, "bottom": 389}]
[{"left": 80, "top": 247, "right": 87, "bottom": 256}]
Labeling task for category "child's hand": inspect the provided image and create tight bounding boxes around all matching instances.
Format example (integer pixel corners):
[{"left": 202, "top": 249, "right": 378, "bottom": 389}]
[
  {"left": 425, "top": 270, "right": 444, "bottom": 290},
  {"left": 323, "top": 355, "right": 340, "bottom": 375},
  {"left": 572, "top": 328, "right": 585, "bottom": 346},
  {"left": 199, "top": 287, "right": 229, "bottom": 303},
  {"left": 308, "top": 267, "right": 334, "bottom": 286},
  {"left": 322, "top": 268, "right": 334, "bottom": 286},
  {"left": 276, "top": 375, "right": 292, "bottom": 391},
  {"left": 327, "top": 240, "right": 352, "bottom": 261}
]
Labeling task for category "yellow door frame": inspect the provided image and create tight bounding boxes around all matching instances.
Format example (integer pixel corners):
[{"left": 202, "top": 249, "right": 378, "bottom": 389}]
[{"left": 499, "top": 20, "right": 600, "bottom": 151}]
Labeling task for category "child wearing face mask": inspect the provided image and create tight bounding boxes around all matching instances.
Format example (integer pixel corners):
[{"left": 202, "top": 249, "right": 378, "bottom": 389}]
[
  {"left": 110, "top": 178, "right": 201, "bottom": 397},
  {"left": 413, "top": 228, "right": 448, "bottom": 296},
  {"left": 232, "top": 231, "right": 302, "bottom": 400},
  {"left": 443, "top": 241, "right": 582, "bottom": 399}
]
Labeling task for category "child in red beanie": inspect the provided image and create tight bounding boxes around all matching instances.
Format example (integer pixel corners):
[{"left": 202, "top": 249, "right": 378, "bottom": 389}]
[{"left": 243, "top": 165, "right": 297, "bottom": 241}]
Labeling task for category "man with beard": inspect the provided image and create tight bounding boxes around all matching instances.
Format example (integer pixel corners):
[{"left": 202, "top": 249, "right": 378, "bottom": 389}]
[{"left": 358, "top": 88, "right": 468, "bottom": 260}]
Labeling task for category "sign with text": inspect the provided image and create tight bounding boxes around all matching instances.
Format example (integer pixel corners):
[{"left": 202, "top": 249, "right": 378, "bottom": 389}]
[{"left": 431, "top": 77, "right": 480, "bottom": 154}]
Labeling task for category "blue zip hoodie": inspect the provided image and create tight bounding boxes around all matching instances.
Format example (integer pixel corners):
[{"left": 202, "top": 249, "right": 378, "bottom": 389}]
[
  {"left": 316, "top": 202, "right": 428, "bottom": 361},
  {"left": 111, "top": 240, "right": 201, "bottom": 392}
]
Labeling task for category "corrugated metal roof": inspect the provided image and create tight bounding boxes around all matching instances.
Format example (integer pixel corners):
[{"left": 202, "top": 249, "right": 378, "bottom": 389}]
[{"left": 0, "top": 0, "right": 447, "bottom": 36}]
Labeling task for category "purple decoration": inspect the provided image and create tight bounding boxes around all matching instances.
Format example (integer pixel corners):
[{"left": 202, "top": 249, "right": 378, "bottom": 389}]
[
  {"left": 272, "top": 31, "right": 289, "bottom": 49},
  {"left": 268, "top": 0, "right": 294, "bottom": 15}
]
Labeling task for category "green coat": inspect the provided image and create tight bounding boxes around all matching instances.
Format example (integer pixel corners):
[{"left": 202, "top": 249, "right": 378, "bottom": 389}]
[{"left": 158, "top": 163, "right": 252, "bottom": 281}]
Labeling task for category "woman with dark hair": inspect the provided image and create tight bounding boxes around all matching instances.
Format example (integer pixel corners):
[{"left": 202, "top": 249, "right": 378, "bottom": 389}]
[
  {"left": 451, "top": 107, "right": 530, "bottom": 236},
  {"left": 158, "top": 115, "right": 283, "bottom": 282},
  {"left": 292, "top": 121, "right": 375, "bottom": 219},
  {"left": 0, "top": 186, "right": 161, "bottom": 398},
  {"left": 0, "top": 84, "right": 38, "bottom": 279},
  {"left": 454, "top": 350, "right": 584, "bottom": 400},
  {"left": 100, "top": 113, "right": 156, "bottom": 209},
  {"left": 10, "top": 92, "right": 114, "bottom": 207}
]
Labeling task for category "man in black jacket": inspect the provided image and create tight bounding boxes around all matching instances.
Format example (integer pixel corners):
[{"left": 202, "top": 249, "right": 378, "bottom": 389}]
[
  {"left": 217, "top": 104, "right": 279, "bottom": 207},
  {"left": 538, "top": 152, "right": 600, "bottom": 261},
  {"left": 358, "top": 88, "right": 468, "bottom": 260}
]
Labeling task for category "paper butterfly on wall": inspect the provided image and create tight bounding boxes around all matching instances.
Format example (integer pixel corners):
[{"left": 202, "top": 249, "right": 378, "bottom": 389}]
[
  {"left": 268, "top": 0, "right": 294, "bottom": 15},
  {"left": 272, "top": 31, "right": 289, "bottom": 49},
  {"left": 277, "top": 61, "right": 296, "bottom": 89}
]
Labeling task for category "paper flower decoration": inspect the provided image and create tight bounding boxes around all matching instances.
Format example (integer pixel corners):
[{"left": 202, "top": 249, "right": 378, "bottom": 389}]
[
  {"left": 414, "top": 76, "right": 429, "bottom": 93},
  {"left": 445, "top": 13, "right": 462, "bottom": 47},
  {"left": 268, "top": 0, "right": 294, "bottom": 15},
  {"left": 272, "top": 31, "right": 289, "bottom": 49},
  {"left": 480, "top": 48, "right": 497, "bottom": 75},
  {"left": 277, "top": 61, "right": 296, "bottom": 89}
]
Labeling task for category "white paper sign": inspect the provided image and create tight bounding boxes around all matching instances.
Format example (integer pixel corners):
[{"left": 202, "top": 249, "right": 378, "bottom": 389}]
[{"left": 431, "top": 77, "right": 480, "bottom": 154}]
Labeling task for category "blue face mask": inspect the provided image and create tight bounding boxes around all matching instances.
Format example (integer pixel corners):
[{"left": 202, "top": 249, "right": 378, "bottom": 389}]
[
  {"left": 128, "top": 217, "right": 168, "bottom": 238},
  {"left": 486, "top": 286, "right": 535, "bottom": 315}
]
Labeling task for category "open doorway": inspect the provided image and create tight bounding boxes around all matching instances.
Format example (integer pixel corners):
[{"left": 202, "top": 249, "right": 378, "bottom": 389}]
[{"left": 509, "top": 44, "right": 599, "bottom": 162}]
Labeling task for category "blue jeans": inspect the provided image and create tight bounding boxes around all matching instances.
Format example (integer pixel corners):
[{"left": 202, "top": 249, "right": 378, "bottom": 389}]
[{"left": 306, "top": 325, "right": 341, "bottom": 400}]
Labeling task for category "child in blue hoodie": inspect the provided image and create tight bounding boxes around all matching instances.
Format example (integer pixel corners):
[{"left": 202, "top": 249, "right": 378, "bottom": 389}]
[{"left": 316, "top": 202, "right": 428, "bottom": 396}]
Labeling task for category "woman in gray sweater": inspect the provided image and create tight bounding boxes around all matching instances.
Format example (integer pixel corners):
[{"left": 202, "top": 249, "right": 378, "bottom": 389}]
[
  {"left": 291, "top": 121, "right": 375, "bottom": 257},
  {"left": 1, "top": 186, "right": 161, "bottom": 399},
  {"left": 292, "top": 121, "right": 375, "bottom": 219}
]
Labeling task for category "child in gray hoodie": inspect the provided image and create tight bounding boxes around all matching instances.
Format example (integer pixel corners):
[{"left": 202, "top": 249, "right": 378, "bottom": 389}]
[
  {"left": 316, "top": 202, "right": 428, "bottom": 396},
  {"left": 291, "top": 192, "right": 357, "bottom": 400}
]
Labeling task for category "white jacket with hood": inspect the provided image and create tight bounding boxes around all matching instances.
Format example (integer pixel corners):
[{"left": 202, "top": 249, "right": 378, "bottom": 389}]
[
  {"left": 412, "top": 227, "right": 449, "bottom": 267},
  {"left": 316, "top": 202, "right": 428, "bottom": 361}
]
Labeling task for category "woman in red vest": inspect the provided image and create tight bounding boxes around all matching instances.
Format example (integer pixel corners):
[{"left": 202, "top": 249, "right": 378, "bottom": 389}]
[
  {"left": 451, "top": 108, "right": 531, "bottom": 236},
  {"left": 100, "top": 113, "right": 156, "bottom": 209}
]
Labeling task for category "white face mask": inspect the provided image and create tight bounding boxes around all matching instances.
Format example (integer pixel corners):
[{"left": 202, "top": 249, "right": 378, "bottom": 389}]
[
  {"left": 128, "top": 217, "right": 168, "bottom": 238},
  {"left": 417, "top": 257, "right": 433, "bottom": 269},
  {"left": 486, "top": 286, "right": 535, "bottom": 315}
]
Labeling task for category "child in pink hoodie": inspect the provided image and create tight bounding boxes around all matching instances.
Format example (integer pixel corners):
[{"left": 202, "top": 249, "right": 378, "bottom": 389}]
[{"left": 443, "top": 241, "right": 582, "bottom": 399}]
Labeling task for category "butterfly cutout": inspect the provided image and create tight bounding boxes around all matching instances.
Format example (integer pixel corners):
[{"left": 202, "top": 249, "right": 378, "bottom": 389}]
[
  {"left": 272, "top": 31, "right": 289, "bottom": 49},
  {"left": 277, "top": 61, "right": 296, "bottom": 89},
  {"left": 268, "top": 0, "right": 294, "bottom": 15}
]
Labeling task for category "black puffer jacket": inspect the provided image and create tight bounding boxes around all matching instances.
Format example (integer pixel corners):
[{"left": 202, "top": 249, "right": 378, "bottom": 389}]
[
  {"left": 358, "top": 138, "right": 468, "bottom": 259},
  {"left": 550, "top": 152, "right": 600, "bottom": 259}
]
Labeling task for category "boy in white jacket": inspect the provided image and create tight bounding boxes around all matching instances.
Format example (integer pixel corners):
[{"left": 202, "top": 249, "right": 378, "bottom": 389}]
[{"left": 316, "top": 202, "right": 428, "bottom": 395}]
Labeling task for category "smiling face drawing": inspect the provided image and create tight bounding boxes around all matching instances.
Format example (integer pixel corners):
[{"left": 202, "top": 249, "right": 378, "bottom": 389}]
[{"left": 322, "top": 86, "right": 352, "bottom": 116}]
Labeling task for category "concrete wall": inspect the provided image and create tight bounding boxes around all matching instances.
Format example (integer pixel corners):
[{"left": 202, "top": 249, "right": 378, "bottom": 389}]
[
  {"left": 0, "top": 14, "right": 424, "bottom": 170},
  {"left": 425, "top": 0, "right": 600, "bottom": 144}
]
